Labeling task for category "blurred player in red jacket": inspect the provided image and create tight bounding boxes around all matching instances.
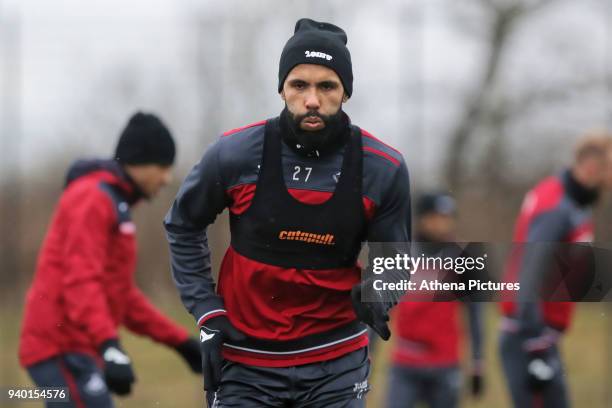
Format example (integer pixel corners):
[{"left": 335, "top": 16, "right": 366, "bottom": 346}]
[
  {"left": 499, "top": 133, "right": 612, "bottom": 408},
  {"left": 386, "top": 193, "right": 484, "bottom": 408},
  {"left": 19, "top": 112, "right": 201, "bottom": 408}
]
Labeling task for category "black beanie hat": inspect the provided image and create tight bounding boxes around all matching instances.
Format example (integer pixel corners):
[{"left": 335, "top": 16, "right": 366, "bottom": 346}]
[
  {"left": 416, "top": 193, "right": 457, "bottom": 217},
  {"left": 114, "top": 112, "right": 175, "bottom": 166},
  {"left": 278, "top": 18, "right": 353, "bottom": 97}
]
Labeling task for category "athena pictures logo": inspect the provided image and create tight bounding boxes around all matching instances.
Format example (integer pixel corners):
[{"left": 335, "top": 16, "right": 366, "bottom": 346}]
[{"left": 304, "top": 50, "right": 333, "bottom": 61}]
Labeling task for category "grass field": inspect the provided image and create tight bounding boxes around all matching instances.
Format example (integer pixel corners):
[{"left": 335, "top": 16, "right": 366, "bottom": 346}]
[{"left": 2, "top": 299, "right": 610, "bottom": 407}]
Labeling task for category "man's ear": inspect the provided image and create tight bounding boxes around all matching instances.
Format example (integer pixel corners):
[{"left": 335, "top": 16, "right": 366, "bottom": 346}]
[
  {"left": 280, "top": 90, "right": 286, "bottom": 101},
  {"left": 342, "top": 94, "right": 349, "bottom": 103}
]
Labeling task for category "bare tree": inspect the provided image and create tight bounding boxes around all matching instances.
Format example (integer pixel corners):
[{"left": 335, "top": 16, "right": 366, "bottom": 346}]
[{"left": 445, "top": 0, "right": 557, "bottom": 191}]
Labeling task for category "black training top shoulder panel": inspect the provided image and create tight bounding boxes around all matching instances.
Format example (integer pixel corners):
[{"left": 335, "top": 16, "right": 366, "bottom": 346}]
[
  {"left": 215, "top": 119, "right": 402, "bottom": 209},
  {"left": 97, "top": 182, "right": 132, "bottom": 225}
]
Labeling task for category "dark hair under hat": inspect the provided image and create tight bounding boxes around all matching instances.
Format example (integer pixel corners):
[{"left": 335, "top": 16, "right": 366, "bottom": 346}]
[
  {"left": 114, "top": 112, "right": 175, "bottom": 166},
  {"left": 278, "top": 18, "right": 353, "bottom": 97},
  {"left": 416, "top": 192, "right": 457, "bottom": 217}
]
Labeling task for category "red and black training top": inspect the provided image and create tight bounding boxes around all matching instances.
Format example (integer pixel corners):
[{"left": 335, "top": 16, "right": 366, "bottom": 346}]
[
  {"left": 164, "top": 114, "right": 411, "bottom": 367},
  {"left": 500, "top": 169, "right": 595, "bottom": 339},
  {"left": 19, "top": 160, "right": 190, "bottom": 368}
]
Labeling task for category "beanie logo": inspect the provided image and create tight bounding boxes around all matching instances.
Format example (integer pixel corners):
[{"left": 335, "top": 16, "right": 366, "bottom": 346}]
[{"left": 305, "top": 50, "right": 333, "bottom": 61}]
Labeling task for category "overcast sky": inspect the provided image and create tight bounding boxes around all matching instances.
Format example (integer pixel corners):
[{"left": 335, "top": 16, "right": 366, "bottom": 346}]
[{"left": 1, "top": 0, "right": 610, "bottom": 185}]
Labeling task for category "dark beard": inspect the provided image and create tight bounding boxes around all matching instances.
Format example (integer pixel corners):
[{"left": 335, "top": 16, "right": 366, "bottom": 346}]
[
  {"left": 565, "top": 169, "right": 600, "bottom": 206},
  {"left": 280, "top": 106, "right": 349, "bottom": 157}
]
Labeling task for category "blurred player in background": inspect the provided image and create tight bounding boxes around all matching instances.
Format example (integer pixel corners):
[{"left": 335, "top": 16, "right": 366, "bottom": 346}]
[
  {"left": 386, "top": 192, "right": 484, "bottom": 408},
  {"left": 19, "top": 112, "right": 202, "bottom": 408},
  {"left": 165, "top": 18, "right": 411, "bottom": 407},
  {"left": 499, "top": 133, "right": 612, "bottom": 408}
]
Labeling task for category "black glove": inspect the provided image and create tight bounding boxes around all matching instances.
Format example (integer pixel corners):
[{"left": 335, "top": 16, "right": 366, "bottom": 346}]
[
  {"left": 175, "top": 338, "right": 202, "bottom": 373},
  {"left": 200, "top": 316, "right": 246, "bottom": 393},
  {"left": 469, "top": 361, "right": 484, "bottom": 397},
  {"left": 526, "top": 352, "right": 556, "bottom": 391},
  {"left": 99, "top": 339, "right": 136, "bottom": 396},
  {"left": 470, "top": 372, "right": 484, "bottom": 397},
  {"left": 350, "top": 284, "right": 391, "bottom": 341}
]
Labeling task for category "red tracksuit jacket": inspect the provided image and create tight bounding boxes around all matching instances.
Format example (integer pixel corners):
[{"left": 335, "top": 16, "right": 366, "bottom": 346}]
[
  {"left": 390, "top": 243, "right": 483, "bottom": 368},
  {"left": 19, "top": 159, "right": 189, "bottom": 367},
  {"left": 392, "top": 302, "right": 462, "bottom": 366},
  {"left": 500, "top": 170, "right": 595, "bottom": 332}
]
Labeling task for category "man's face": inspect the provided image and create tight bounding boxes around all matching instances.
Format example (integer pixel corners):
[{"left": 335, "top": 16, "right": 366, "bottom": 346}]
[
  {"left": 418, "top": 213, "right": 456, "bottom": 242},
  {"left": 576, "top": 155, "right": 608, "bottom": 189},
  {"left": 281, "top": 64, "right": 346, "bottom": 131},
  {"left": 126, "top": 164, "right": 173, "bottom": 198}
]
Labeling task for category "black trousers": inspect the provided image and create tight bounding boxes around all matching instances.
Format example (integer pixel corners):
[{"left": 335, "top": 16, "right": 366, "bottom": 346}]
[
  {"left": 27, "top": 353, "right": 113, "bottom": 408},
  {"left": 208, "top": 347, "right": 370, "bottom": 408},
  {"left": 499, "top": 331, "right": 569, "bottom": 408},
  {"left": 385, "top": 364, "right": 461, "bottom": 408}
]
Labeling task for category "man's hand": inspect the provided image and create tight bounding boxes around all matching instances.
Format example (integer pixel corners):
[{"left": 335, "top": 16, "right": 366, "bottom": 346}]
[
  {"left": 175, "top": 338, "right": 202, "bottom": 373},
  {"left": 350, "top": 284, "right": 391, "bottom": 341},
  {"left": 200, "top": 316, "right": 246, "bottom": 392},
  {"left": 470, "top": 371, "right": 484, "bottom": 397},
  {"left": 526, "top": 352, "right": 556, "bottom": 391},
  {"left": 99, "top": 339, "right": 136, "bottom": 396},
  {"left": 469, "top": 360, "right": 484, "bottom": 397}
]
